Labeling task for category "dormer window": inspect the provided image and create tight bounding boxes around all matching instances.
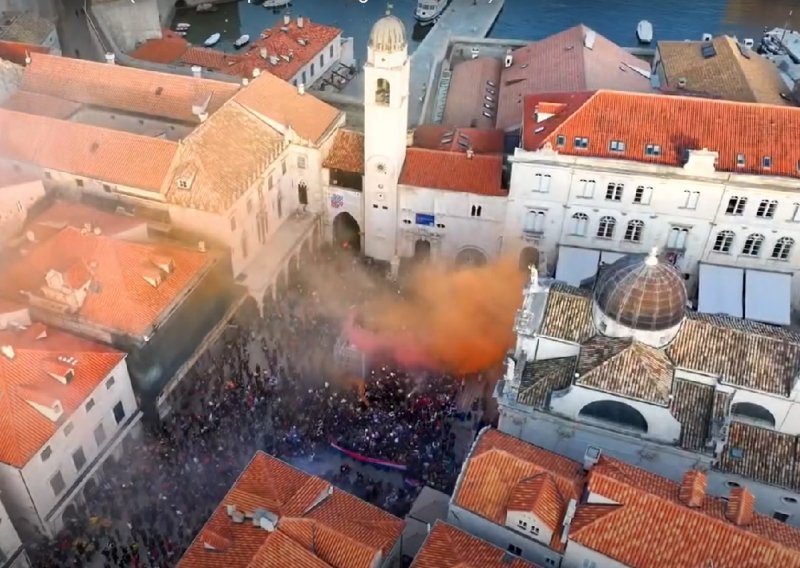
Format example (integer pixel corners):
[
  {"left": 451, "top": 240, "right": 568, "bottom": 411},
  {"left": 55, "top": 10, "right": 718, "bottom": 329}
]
[
  {"left": 763, "top": 156, "right": 772, "bottom": 169},
  {"left": 556, "top": 135, "right": 565, "bottom": 147},
  {"left": 736, "top": 153, "right": 745, "bottom": 167},
  {"left": 517, "top": 519, "right": 528, "bottom": 529},
  {"left": 609, "top": 140, "right": 625, "bottom": 152},
  {"left": 574, "top": 137, "right": 589, "bottom": 149},
  {"left": 645, "top": 144, "right": 661, "bottom": 156}
]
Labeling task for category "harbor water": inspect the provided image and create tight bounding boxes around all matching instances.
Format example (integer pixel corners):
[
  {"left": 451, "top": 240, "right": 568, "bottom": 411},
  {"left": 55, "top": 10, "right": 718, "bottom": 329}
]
[{"left": 173, "top": 0, "right": 800, "bottom": 57}]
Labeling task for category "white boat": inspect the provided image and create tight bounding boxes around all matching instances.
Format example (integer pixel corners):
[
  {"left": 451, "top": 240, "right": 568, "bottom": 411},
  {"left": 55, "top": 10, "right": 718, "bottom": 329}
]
[
  {"left": 263, "top": 0, "right": 290, "bottom": 8},
  {"left": 636, "top": 20, "right": 653, "bottom": 44},
  {"left": 233, "top": 34, "right": 250, "bottom": 49},
  {"left": 176, "top": 31, "right": 187, "bottom": 36},
  {"left": 203, "top": 32, "right": 221, "bottom": 47},
  {"left": 175, "top": 22, "right": 190, "bottom": 30},
  {"left": 415, "top": 0, "right": 447, "bottom": 25}
]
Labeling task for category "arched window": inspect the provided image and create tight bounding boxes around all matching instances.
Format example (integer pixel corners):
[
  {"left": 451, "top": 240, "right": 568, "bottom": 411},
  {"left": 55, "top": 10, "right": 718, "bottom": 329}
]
[
  {"left": 741, "top": 233, "right": 764, "bottom": 256},
  {"left": 597, "top": 216, "right": 616, "bottom": 239},
  {"left": 571, "top": 212, "right": 589, "bottom": 236},
  {"left": 375, "top": 78, "right": 391, "bottom": 105},
  {"left": 624, "top": 220, "right": 644, "bottom": 242},
  {"left": 297, "top": 181, "right": 308, "bottom": 206},
  {"left": 579, "top": 400, "right": 648, "bottom": 433},
  {"left": 771, "top": 237, "right": 795, "bottom": 260},
  {"left": 713, "top": 230, "right": 735, "bottom": 253},
  {"left": 731, "top": 402, "right": 775, "bottom": 428}
]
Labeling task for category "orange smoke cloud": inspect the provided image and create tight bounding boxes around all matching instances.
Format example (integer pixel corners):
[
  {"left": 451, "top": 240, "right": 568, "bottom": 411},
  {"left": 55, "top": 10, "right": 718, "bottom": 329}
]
[{"left": 360, "top": 257, "right": 526, "bottom": 374}]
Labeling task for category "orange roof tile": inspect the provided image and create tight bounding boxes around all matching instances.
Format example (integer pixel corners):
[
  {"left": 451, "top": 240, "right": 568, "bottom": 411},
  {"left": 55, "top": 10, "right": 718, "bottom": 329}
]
[
  {"left": 239, "top": 18, "right": 341, "bottom": 82},
  {"left": 442, "top": 57, "right": 502, "bottom": 130},
  {"left": 233, "top": 71, "right": 341, "bottom": 144},
  {"left": 21, "top": 53, "right": 239, "bottom": 123},
  {"left": 522, "top": 89, "right": 800, "bottom": 179},
  {"left": 411, "top": 522, "right": 540, "bottom": 568},
  {"left": 27, "top": 200, "right": 148, "bottom": 242},
  {"left": 0, "top": 325, "right": 124, "bottom": 467},
  {"left": 1, "top": 227, "right": 215, "bottom": 337},
  {"left": 412, "top": 126, "right": 505, "bottom": 154},
  {"left": 496, "top": 25, "right": 652, "bottom": 131},
  {"left": 0, "top": 299, "right": 26, "bottom": 315},
  {"left": 163, "top": 102, "right": 285, "bottom": 213},
  {"left": 0, "top": 108, "right": 178, "bottom": 192},
  {"left": 399, "top": 148, "right": 506, "bottom": 196},
  {"left": 129, "top": 37, "right": 189, "bottom": 64},
  {"left": 0, "top": 39, "right": 50, "bottom": 65},
  {"left": 180, "top": 46, "right": 244, "bottom": 73},
  {"left": 179, "top": 452, "right": 403, "bottom": 568},
  {"left": 571, "top": 456, "right": 800, "bottom": 567},
  {"left": 1, "top": 90, "right": 82, "bottom": 119},
  {"left": 323, "top": 130, "right": 364, "bottom": 174}
]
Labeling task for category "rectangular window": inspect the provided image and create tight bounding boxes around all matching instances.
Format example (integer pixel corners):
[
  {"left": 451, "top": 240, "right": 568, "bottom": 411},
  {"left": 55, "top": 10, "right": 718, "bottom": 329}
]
[
  {"left": 609, "top": 140, "right": 625, "bottom": 152},
  {"left": 605, "top": 182, "right": 624, "bottom": 201},
  {"left": 668, "top": 227, "right": 689, "bottom": 249},
  {"left": 645, "top": 144, "right": 662, "bottom": 156},
  {"left": 94, "top": 423, "right": 106, "bottom": 446},
  {"left": 633, "top": 185, "right": 652, "bottom": 205},
  {"left": 105, "top": 376, "right": 115, "bottom": 390},
  {"left": 76, "top": 178, "right": 84, "bottom": 188},
  {"left": 310, "top": 62, "right": 315, "bottom": 76},
  {"left": 320, "top": 54, "right": 324, "bottom": 67},
  {"left": 556, "top": 134, "right": 565, "bottom": 147},
  {"left": 85, "top": 398, "right": 95, "bottom": 413},
  {"left": 736, "top": 153, "right": 745, "bottom": 167},
  {"left": 268, "top": 174, "right": 274, "bottom": 190},
  {"left": 302, "top": 70, "right": 307, "bottom": 84},
  {"left": 297, "top": 155, "right": 307, "bottom": 169},
  {"left": 102, "top": 184, "right": 112, "bottom": 193},
  {"left": 524, "top": 210, "right": 545, "bottom": 234},
  {"left": 50, "top": 471, "right": 65, "bottom": 496},
  {"left": 532, "top": 173, "right": 551, "bottom": 193},
  {"left": 41, "top": 446, "right": 52, "bottom": 462},
  {"left": 281, "top": 160, "right": 287, "bottom": 175},
  {"left": 113, "top": 401, "right": 125, "bottom": 425},
  {"left": 756, "top": 199, "right": 778, "bottom": 219},
  {"left": 572, "top": 214, "right": 589, "bottom": 236},
  {"left": 774, "top": 512, "right": 790, "bottom": 523},
  {"left": 72, "top": 447, "right": 86, "bottom": 471},
  {"left": 470, "top": 204, "right": 483, "bottom": 218},
  {"left": 577, "top": 179, "right": 595, "bottom": 198},
  {"left": 530, "top": 525, "right": 540, "bottom": 536},
  {"left": 682, "top": 190, "right": 700, "bottom": 210},
  {"left": 573, "top": 137, "right": 589, "bottom": 149},
  {"left": 726, "top": 196, "right": 747, "bottom": 215},
  {"left": 329, "top": 44, "right": 334, "bottom": 57},
  {"left": 230, "top": 216, "right": 237, "bottom": 232},
  {"left": 44, "top": 171, "right": 52, "bottom": 180},
  {"left": 507, "top": 544, "right": 522, "bottom": 556},
  {"left": 64, "top": 422, "right": 74, "bottom": 437},
  {"left": 763, "top": 156, "right": 772, "bottom": 169},
  {"left": 517, "top": 519, "right": 527, "bottom": 529}
]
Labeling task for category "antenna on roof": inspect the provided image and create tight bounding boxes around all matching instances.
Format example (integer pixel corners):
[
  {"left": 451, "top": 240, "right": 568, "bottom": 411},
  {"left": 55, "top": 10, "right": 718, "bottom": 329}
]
[{"left": 646, "top": 247, "right": 659, "bottom": 266}]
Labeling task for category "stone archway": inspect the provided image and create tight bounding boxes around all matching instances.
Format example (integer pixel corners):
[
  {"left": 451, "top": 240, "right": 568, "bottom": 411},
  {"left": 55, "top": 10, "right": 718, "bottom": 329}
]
[
  {"left": 455, "top": 247, "right": 487, "bottom": 267},
  {"left": 518, "top": 246, "right": 540, "bottom": 271},
  {"left": 414, "top": 239, "right": 431, "bottom": 261},
  {"left": 61, "top": 504, "right": 78, "bottom": 528},
  {"left": 333, "top": 212, "right": 361, "bottom": 253},
  {"left": 579, "top": 400, "right": 648, "bottom": 433}
]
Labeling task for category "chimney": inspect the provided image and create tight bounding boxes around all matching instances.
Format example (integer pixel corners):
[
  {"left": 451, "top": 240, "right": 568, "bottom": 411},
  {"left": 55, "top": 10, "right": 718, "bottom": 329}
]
[
  {"left": 283, "top": 13, "right": 290, "bottom": 25},
  {"left": 191, "top": 65, "right": 202, "bottom": 78},
  {"left": 297, "top": 83, "right": 305, "bottom": 95},
  {"left": 583, "top": 446, "right": 601, "bottom": 471},
  {"left": 297, "top": 15, "right": 304, "bottom": 28},
  {"left": 260, "top": 47, "right": 268, "bottom": 59},
  {"left": 504, "top": 48, "right": 513, "bottom": 68},
  {"left": 1, "top": 345, "right": 14, "bottom": 360},
  {"left": 465, "top": 147, "right": 474, "bottom": 159},
  {"left": 24, "top": 51, "right": 30, "bottom": 65},
  {"left": 242, "top": 77, "right": 249, "bottom": 86},
  {"left": 105, "top": 52, "right": 115, "bottom": 65},
  {"left": 198, "top": 241, "right": 207, "bottom": 253},
  {"left": 253, "top": 68, "right": 261, "bottom": 78},
  {"left": 198, "top": 112, "right": 208, "bottom": 122},
  {"left": 725, "top": 487, "right": 755, "bottom": 526},
  {"left": 678, "top": 470, "right": 706, "bottom": 508}
]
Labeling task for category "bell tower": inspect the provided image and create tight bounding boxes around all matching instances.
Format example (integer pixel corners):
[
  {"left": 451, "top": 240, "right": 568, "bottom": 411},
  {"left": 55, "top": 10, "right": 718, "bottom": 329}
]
[{"left": 362, "top": 12, "right": 410, "bottom": 262}]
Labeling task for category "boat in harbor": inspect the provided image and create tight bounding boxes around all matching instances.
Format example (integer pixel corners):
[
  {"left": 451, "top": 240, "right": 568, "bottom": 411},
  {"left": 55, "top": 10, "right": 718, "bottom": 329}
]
[
  {"left": 636, "top": 20, "right": 653, "bottom": 44},
  {"left": 415, "top": 0, "right": 447, "bottom": 26},
  {"left": 196, "top": 3, "right": 218, "bottom": 13},
  {"left": 204, "top": 32, "right": 221, "bottom": 47},
  {"left": 234, "top": 34, "right": 251, "bottom": 49},
  {"left": 175, "top": 22, "right": 190, "bottom": 31},
  {"left": 263, "top": 0, "right": 291, "bottom": 8}
]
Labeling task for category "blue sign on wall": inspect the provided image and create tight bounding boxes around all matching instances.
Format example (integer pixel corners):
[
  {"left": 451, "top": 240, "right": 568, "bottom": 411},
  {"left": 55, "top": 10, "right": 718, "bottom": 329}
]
[{"left": 415, "top": 213, "right": 435, "bottom": 226}]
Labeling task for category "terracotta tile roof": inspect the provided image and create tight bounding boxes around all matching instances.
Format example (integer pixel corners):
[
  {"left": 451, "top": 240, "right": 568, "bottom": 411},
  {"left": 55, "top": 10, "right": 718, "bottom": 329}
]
[
  {"left": 26, "top": 200, "right": 149, "bottom": 242},
  {"left": 667, "top": 312, "right": 800, "bottom": 396},
  {"left": 399, "top": 148, "right": 505, "bottom": 196},
  {"left": 129, "top": 37, "right": 189, "bottom": 64},
  {"left": 453, "top": 429, "right": 584, "bottom": 551},
  {"left": 0, "top": 108, "right": 178, "bottom": 192},
  {"left": 0, "top": 299, "right": 25, "bottom": 315},
  {"left": 537, "top": 283, "right": 594, "bottom": 343},
  {"left": 410, "top": 521, "right": 540, "bottom": 568},
  {"left": 412, "top": 126, "right": 505, "bottom": 154},
  {"left": 522, "top": 89, "right": 800, "bottom": 179},
  {"left": 21, "top": 53, "right": 239, "bottom": 123},
  {"left": 163, "top": 102, "right": 285, "bottom": 213},
  {"left": 717, "top": 421, "right": 800, "bottom": 491},
  {"left": 233, "top": 71, "right": 341, "bottom": 144},
  {"left": 518, "top": 356, "right": 575, "bottom": 408},
  {"left": 181, "top": 46, "right": 243, "bottom": 73},
  {"left": 571, "top": 456, "right": 800, "bottom": 567},
  {"left": 323, "top": 129, "right": 364, "bottom": 174},
  {"left": 657, "top": 36, "right": 791, "bottom": 105},
  {"left": 0, "top": 39, "right": 49, "bottom": 65},
  {"left": 1, "top": 90, "right": 82, "bottom": 119},
  {"left": 575, "top": 336, "right": 674, "bottom": 405},
  {"left": 0, "top": 324, "right": 124, "bottom": 468},
  {"left": 668, "top": 378, "right": 713, "bottom": 451},
  {"left": 179, "top": 452, "right": 403, "bottom": 568},
  {"left": 238, "top": 18, "right": 342, "bottom": 82},
  {"left": 497, "top": 25, "right": 652, "bottom": 131},
  {"left": 442, "top": 57, "right": 502, "bottom": 129},
  {"left": 1, "top": 227, "right": 215, "bottom": 337}
]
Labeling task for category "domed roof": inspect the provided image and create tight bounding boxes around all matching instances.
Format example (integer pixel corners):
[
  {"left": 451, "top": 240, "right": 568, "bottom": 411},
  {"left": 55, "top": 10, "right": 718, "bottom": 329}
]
[
  {"left": 369, "top": 15, "right": 407, "bottom": 52},
  {"left": 593, "top": 250, "right": 687, "bottom": 332}
]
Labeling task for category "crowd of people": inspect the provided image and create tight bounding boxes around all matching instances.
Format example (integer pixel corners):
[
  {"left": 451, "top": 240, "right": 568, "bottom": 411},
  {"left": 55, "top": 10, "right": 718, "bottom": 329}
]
[{"left": 27, "top": 247, "right": 482, "bottom": 568}]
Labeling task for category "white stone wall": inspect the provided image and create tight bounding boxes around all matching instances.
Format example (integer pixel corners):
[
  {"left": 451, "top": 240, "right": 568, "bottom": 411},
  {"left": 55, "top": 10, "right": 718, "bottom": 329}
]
[
  {"left": 92, "top": 0, "right": 162, "bottom": 53},
  {"left": 0, "top": 498, "right": 27, "bottom": 567},
  {"left": 562, "top": 541, "right": 626, "bottom": 568},
  {"left": 0, "top": 180, "right": 46, "bottom": 242}
]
